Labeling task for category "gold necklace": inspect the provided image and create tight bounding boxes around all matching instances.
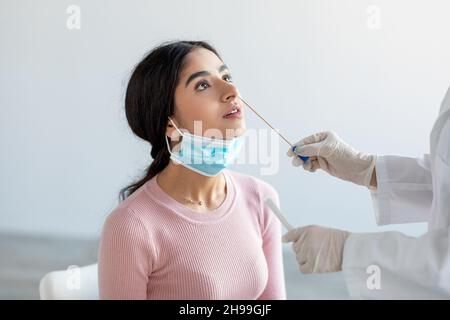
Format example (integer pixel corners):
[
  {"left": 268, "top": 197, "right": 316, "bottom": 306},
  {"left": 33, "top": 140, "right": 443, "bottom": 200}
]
[
  {"left": 184, "top": 198, "right": 204, "bottom": 206},
  {"left": 182, "top": 191, "right": 226, "bottom": 207}
]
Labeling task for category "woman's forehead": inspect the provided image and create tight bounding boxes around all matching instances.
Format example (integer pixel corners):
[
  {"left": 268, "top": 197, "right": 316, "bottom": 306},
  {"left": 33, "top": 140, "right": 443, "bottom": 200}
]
[{"left": 181, "top": 48, "right": 223, "bottom": 77}]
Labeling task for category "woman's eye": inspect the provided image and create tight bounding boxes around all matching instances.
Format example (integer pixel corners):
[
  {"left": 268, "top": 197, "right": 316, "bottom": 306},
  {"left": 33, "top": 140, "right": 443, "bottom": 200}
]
[
  {"left": 223, "top": 74, "right": 233, "bottom": 82},
  {"left": 195, "top": 81, "right": 210, "bottom": 91}
]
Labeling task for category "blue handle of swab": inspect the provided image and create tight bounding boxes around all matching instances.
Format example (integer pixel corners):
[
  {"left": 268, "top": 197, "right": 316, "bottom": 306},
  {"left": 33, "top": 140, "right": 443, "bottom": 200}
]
[
  {"left": 299, "top": 155, "right": 309, "bottom": 162},
  {"left": 292, "top": 146, "right": 309, "bottom": 162}
]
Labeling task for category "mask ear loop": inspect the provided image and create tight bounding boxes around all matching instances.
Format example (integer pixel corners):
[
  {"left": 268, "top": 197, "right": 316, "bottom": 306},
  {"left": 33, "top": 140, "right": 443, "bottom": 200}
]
[
  {"left": 166, "top": 117, "right": 184, "bottom": 154},
  {"left": 168, "top": 117, "right": 184, "bottom": 136}
]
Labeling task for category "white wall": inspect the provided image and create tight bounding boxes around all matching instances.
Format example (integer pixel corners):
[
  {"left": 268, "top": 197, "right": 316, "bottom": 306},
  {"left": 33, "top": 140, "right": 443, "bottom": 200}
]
[{"left": 1, "top": 0, "right": 450, "bottom": 238}]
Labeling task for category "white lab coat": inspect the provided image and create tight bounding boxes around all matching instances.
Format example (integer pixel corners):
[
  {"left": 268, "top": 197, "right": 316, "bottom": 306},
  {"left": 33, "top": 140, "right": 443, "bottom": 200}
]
[{"left": 342, "top": 87, "right": 450, "bottom": 299}]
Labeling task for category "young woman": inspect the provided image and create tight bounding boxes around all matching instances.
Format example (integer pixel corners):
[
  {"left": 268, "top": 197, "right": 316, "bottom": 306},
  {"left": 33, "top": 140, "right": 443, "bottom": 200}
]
[{"left": 98, "top": 41, "right": 286, "bottom": 299}]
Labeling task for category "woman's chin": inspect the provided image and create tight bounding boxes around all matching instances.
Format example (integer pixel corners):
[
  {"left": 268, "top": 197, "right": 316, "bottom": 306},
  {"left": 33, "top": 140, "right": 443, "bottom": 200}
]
[
  {"left": 224, "top": 124, "right": 246, "bottom": 139},
  {"left": 222, "top": 116, "right": 246, "bottom": 127}
]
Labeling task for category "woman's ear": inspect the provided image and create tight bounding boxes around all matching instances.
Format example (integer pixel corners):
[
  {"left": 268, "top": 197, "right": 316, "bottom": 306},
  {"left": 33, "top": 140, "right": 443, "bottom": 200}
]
[{"left": 166, "top": 117, "right": 180, "bottom": 141}]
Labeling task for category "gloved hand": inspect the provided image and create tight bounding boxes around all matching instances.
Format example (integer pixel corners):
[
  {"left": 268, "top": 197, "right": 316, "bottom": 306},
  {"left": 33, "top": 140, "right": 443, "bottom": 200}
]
[
  {"left": 287, "top": 131, "right": 376, "bottom": 187},
  {"left": 282, "top": 225, "right": 350, "bottom": 274}
]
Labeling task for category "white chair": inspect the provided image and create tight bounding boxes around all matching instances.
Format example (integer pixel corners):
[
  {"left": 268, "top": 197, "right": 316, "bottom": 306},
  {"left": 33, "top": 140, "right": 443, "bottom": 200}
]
[{"left": 39, "top": 263, "right": 99, "bottom": 300}]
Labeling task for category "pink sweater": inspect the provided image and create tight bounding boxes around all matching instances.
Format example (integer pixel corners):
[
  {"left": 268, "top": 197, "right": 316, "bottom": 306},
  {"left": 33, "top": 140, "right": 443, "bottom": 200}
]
[{"left": 98, "top": 169, "right": 286, "bottom": 300}]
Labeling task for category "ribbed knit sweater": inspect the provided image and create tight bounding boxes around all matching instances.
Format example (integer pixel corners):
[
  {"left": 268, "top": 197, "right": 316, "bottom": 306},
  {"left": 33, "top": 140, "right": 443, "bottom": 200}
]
[{"left": 98, "top": 169, "right": 286, "bottom": 300}]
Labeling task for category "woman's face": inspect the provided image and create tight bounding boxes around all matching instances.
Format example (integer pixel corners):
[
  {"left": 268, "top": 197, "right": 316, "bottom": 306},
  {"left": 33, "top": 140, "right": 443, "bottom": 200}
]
[{"left": 169, "top": 48, "right": 246, "bottom": 140}]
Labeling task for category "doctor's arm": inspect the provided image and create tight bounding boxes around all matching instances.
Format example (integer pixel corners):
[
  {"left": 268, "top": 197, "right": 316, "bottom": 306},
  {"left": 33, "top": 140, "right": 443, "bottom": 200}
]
[
  {"left": 282, "top": 223, "right": 450, "bottom": 299},
  {"left": 288, "top": 132, "right": 433, "bottom": 225},
  {"left": 369, "top": 155, "right": 433, "bottom": 225},
  {"left": 344, "top": 112, "right": 450, "bottom": 298},
  {"left": 342, "top": 227, "right": 450, "bottom": 299}
]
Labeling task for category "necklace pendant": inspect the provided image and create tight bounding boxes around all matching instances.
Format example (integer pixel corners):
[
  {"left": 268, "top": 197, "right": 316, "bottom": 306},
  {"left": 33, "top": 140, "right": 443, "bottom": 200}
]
[{"left": 198, "top": 201, "right": 203, "bottom": 206}]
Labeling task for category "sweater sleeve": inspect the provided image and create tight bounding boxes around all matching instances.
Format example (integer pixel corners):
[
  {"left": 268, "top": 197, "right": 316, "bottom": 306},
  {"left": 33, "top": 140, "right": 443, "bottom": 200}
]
[
  {"left": 98, "top": 208, "right": 153, "bottom": 299},
  {"left": 257, "top": 182, "right": 287, "bottom": 300}
]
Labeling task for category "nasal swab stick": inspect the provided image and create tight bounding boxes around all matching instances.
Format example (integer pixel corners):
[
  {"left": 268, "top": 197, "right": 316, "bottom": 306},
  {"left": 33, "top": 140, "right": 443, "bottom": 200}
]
[
  {"left": 238, "top": 96, "right": 309, "bottom": 162},
  {"left": 265, "top": 198, "right": 294, "bottom": 232}
]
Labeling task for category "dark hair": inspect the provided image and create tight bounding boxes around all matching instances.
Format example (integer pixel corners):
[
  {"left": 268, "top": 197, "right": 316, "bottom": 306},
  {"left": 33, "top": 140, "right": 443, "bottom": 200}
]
[{"left": 119, "top": 40, "right": 221, "bottom": 202}]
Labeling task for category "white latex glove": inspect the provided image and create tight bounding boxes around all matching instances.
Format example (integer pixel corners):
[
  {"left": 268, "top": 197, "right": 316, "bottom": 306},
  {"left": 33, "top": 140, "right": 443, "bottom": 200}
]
[
  {"left": 287, "top": 131, "right": 376, "bottom": 187},
  {"left": 282, "top": 225, "right": 350, "bottom": 274}
]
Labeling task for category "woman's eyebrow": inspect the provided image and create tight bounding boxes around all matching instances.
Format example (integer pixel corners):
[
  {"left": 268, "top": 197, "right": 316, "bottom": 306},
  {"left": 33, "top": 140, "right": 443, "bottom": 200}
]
[{"left": 185, "top": 64, "right": 229, "bottom": 88}]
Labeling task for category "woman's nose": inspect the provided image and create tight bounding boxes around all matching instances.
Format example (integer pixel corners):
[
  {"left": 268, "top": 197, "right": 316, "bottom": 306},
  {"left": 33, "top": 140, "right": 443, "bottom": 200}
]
[{"left": 221, "top": 82, "right": 240, "bottom": 102}]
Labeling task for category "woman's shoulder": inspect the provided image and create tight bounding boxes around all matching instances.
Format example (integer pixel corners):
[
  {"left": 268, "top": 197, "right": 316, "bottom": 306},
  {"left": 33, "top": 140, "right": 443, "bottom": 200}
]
[
  {"left": 103, "top": 182, "right": 157, "bottom": 232},
  {"left": 103, "top": 203, "right": 145, "bottom": 235}
]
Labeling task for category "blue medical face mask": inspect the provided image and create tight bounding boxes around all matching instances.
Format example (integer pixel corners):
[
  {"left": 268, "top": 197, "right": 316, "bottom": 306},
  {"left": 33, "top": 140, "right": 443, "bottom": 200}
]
[{"left": 165, "top": 118, "right": 245, "bottom": 177}]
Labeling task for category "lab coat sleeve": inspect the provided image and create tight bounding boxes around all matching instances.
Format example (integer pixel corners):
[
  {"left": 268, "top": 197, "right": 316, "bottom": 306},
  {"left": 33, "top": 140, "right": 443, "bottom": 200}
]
[
  {"left": 370, "top": 155, "right": 433, "bottom": 225},
  {"left": 342, "top": 229, "right": 450, "bottom": 299}
]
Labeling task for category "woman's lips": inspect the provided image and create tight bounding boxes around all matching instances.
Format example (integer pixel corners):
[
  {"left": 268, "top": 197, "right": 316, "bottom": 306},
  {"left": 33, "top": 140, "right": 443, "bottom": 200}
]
[
  {"left": 223, "top": 103, "right": 243, "bottom": 119},
  {"left": 223, "top": 109, "right": 242, "bottom": 119}
]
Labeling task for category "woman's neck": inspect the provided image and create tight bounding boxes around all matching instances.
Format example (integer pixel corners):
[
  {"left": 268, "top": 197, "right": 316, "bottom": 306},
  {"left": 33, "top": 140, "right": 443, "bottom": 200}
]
[{"left": 156, "top": 161, "right": 227, "bottom": 211}]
